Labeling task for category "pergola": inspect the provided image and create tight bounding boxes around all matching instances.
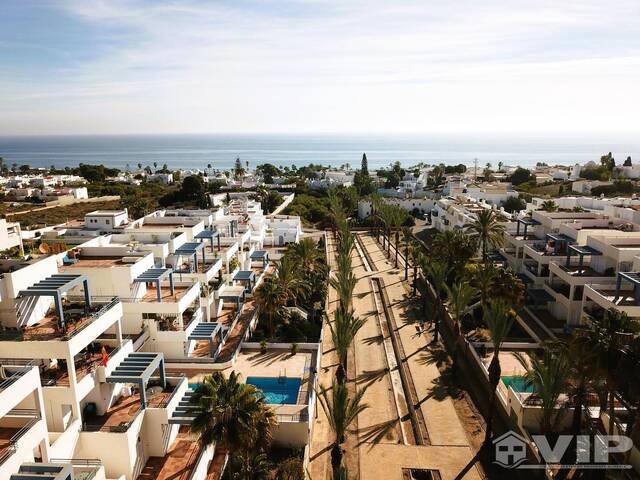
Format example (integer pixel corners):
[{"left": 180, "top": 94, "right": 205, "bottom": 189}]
[
  {"left": 18, "top": 274, "right": 91, "bottom": 330},
  {"left": 516, "top": 217, "right": 541, "bottom": 239},
  {"left": 566, "top": 244, "right": 602, "bottom": 273},
  {"left": 175, "top": 242, "right": 206, "bottom": 273},
  {"left": 133, "top": 267, "right": 174, "bottom": 302},
  {"left": 188, "top": 322, "right": 224, "bottom": 358},
  {"left": 545, "top": 233, "right": 574, "bottom": 255},
  {"left": 614, "top": 272, "right": 640, "bottom": 304},
  {"left": 233, "top": 270, "right": 256, "bottom": 293},
  {"left": 195, "top": 229, "right": 221, "bottom": 253},
  {"left": 219, "top": 288, "right": 246, "bottom": 312},
  {"left": 106, "top": 352, "right": 166, "bottom": 409},
  {"left": 250, "top": 250, "right": 269, "bottom": 268}
]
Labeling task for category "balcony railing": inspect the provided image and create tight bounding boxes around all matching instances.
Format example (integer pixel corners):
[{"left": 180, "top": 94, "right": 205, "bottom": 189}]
[
  {"left": 0, "top": 359, "right": 34, "bottom": 390},
  {"left": 0, "top": 298, "right": 120, "bottom": 342},
  {"left": 0, "top": 413, "right": 40, "bottom": 466},
  {"left": 82, "top": 408, "right": 143, "bottom": 433},
  {"left": 275, "top": 411, "right": 309, "bottom": 422}
]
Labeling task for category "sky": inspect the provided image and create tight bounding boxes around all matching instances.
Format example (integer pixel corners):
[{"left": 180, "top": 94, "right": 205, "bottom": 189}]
[{"left": 1, "top": 0, "right": 640, "bottom": 136}]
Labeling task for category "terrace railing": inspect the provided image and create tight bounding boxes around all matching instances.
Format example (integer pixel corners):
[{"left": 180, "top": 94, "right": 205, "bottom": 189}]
[
  {"left": 0, "top": 413, "right": 41, "bottom": 466},
  {"left": 0, "top": 359, "right": 34, "bottom": 390},
  {"left": 82, "top": 407, "right": 143, "bottom": 433},
  {"left": 276, "top": 410, "right": 309, "bottom": 422},
  {"left": 0, "top": 297, "right": 120, "bottom": 342}
]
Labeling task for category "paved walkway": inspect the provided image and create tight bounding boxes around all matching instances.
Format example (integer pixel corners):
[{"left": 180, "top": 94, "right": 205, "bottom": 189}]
[{"left": 308, "top": 232, "right": 482, "bottom": 480}]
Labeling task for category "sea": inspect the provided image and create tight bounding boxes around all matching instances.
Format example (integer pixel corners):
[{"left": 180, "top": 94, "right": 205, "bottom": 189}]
[{"left": 0, "top": 133, "right": 638, "bottom": 171}]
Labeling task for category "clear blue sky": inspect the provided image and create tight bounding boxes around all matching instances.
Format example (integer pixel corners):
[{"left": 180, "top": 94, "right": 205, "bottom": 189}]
[{"left": 1, "top": 0, "right": 639, "bottom": 135}]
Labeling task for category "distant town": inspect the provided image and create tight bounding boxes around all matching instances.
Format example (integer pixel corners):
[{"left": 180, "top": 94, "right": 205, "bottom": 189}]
[{"left": 0, "top": 151, "right": 639, "bottom": 479}]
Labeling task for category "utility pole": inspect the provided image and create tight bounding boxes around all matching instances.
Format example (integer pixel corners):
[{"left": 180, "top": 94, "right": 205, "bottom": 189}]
[{"left": 474, "top": 157, "right": 478, "bottom": 182}]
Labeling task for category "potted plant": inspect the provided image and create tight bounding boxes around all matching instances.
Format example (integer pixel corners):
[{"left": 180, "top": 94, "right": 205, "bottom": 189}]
[
  {"left": 290, "top": 342, "right": 298, "bottom": 356},
  {"left": 260, "top": 339, "right": 268, "bottom": 354}
]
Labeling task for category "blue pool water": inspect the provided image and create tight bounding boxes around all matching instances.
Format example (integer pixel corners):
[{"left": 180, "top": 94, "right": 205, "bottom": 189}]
[
  {"left": 502, "top": 376, "right": 535, "bottom": 393},
  {"left": 246, "top": 377, "right": 302, "bottom": 405}
]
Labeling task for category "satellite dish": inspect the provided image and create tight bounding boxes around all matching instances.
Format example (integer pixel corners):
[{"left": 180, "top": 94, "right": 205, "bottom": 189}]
[{"left": 39, "top": 243, "right": 51, "bottom": 254}]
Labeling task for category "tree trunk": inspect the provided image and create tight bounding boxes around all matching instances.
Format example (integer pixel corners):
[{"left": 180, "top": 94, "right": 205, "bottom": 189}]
[
  {"left": 483, "top": 353, "right": 502, "bottom": 447},
  {"left": 331, "top": 443, "right": 342, "bottom": 477},
  {"left": 394, "top": 231, "right": 399, "bottom": 267},
  {"left": 571, "top": 390, "right": 584, "bottom": 437},
  {"left": 404, "top": 243, "right": 409, "bottom": 280},
  {"left": 336, "top": 363, "right": 346, "bottom": 384},
  {"left": 413, "top": 266, "right": 418, "bottom": 296}
]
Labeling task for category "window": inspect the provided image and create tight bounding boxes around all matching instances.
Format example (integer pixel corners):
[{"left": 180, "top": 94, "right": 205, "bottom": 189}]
[{"left": 106, "top": 219, "right": 110, "bottom": 225}]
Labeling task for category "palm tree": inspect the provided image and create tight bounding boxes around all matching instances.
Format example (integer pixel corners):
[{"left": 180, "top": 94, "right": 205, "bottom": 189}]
[
  {"left": 388, "top": 207, "right": 409, "bottom": 267},
  {"left": 566, "top": 338, "right": 598, "bottom": 437},
  {"left": 369, "top": 192, "right": 382, "bottom": 240},
  {"left": 422, "top": 259, "right": 449, "bottom": 343},
  {"left": 410, "top": 242, "right": 423, "bottom": 296},
  {"left": 446, "top": 281, "right": 477, "bottom": 341},
  {"left": 464, "top": 209, "right": 506, "bottom": 262},
  {"left": 577, "top": 309, "right": 638, "bottom": 435},
  {"left": 540, "top": 200, "right": 558, "bottom": 212},
  {"left": 328, "top": 309, "right": 366, "bottom": 383},
  {"left": 275, "top": 256, "right": 309, "bottom": 305},
  {"left": 432, "top": 229, "right": 477, "bottom": 281},
  {"left": 230, "top": 453, "right": 272, "bottom": 480},
  {"left": 316, "top": 380, "right": 369, "bottom": 476},
  {"left": 482, "top": 299, "right": 516, "bottom": 447},
  {"left": 512, "top": 344, "right": 570, "bottom": 434},
  {"left": 255, "top": 277, "right": 288, "bottom": 337},
  {"left": 330, "top": 270, "right": 357, "bottom": 314},
  {"left": 288, "top": 237, "right": 322, "bottom": 272},
  {"left": 190, "top": 371, "right": 271, "bottom": 456}
]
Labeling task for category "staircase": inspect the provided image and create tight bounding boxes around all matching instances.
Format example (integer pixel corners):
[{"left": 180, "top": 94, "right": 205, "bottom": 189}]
[{"left": 168, "top": 389, "right": 197, "bottom": 425}]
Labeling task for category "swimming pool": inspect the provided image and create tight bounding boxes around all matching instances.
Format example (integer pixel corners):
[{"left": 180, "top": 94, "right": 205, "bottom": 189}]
[
  {"left": 246, "top": 377, "right": 302, "bottom": 405},
  {"left": 501, "top": 375, "right": 535, "bottom": 393}
]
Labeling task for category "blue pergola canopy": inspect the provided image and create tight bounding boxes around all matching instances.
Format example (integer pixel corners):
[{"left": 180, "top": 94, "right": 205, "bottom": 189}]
[
  {"left": 194, "top": 229, "right": 221, "bottom": 252},
  {"left": 188, "top": 322, "right": 224, "bottom": 358},
  {"left": 175, "top": 242, "right": 208, "bottom": 273},
  {"left": 250, "top": 250, "right": 269, "bottom": 267},
  {"left": 106, "top": 352, "right": 166, "bottom": 409},
  {"left": 233, "top": 270, "right": 256, "bottom": 292},
  {"left": 19, "top": 274, "right": 91, "bottom": 329},
  {"left": 516, "top": 217, "right": 541, "bottom": 238},
  {"left": 565, "top": 244, "right": 602, "bottom": 273},
  {"left": 133, "top": 267, "right": 174, "bottom": 302}
]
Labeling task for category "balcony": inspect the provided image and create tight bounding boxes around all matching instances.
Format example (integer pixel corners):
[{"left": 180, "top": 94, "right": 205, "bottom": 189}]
[
  {"left": 139, "top": 427, "right": 208, "bottom": 480},
  {"left": 0, "top": 297, "right": 120, "bottom": 342},
  {"left": 0, "top": 410, "right": 42, "bottom": 467},
  {"left": 82, "top": 383, "right": 175, "bottom": 432},
  {"left": 550, "top": 261, "right": 616, "bottom": 288}
]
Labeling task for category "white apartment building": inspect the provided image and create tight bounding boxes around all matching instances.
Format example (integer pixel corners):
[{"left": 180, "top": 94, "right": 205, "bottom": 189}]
[
  {"left": 357, "top": 197, "right": 435, "bottom": 219},
  {"left": 0, "top": 219, "right": 23, "bottom": 253},
  {"left": 0, "top": 255, "right": 196, "bottom": 480},
  {"left": 266, "top": 215, "right": 302, "bottom": 245},
  {"left": 85, "top": 210, "right": 130, "bottom": 230}
]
